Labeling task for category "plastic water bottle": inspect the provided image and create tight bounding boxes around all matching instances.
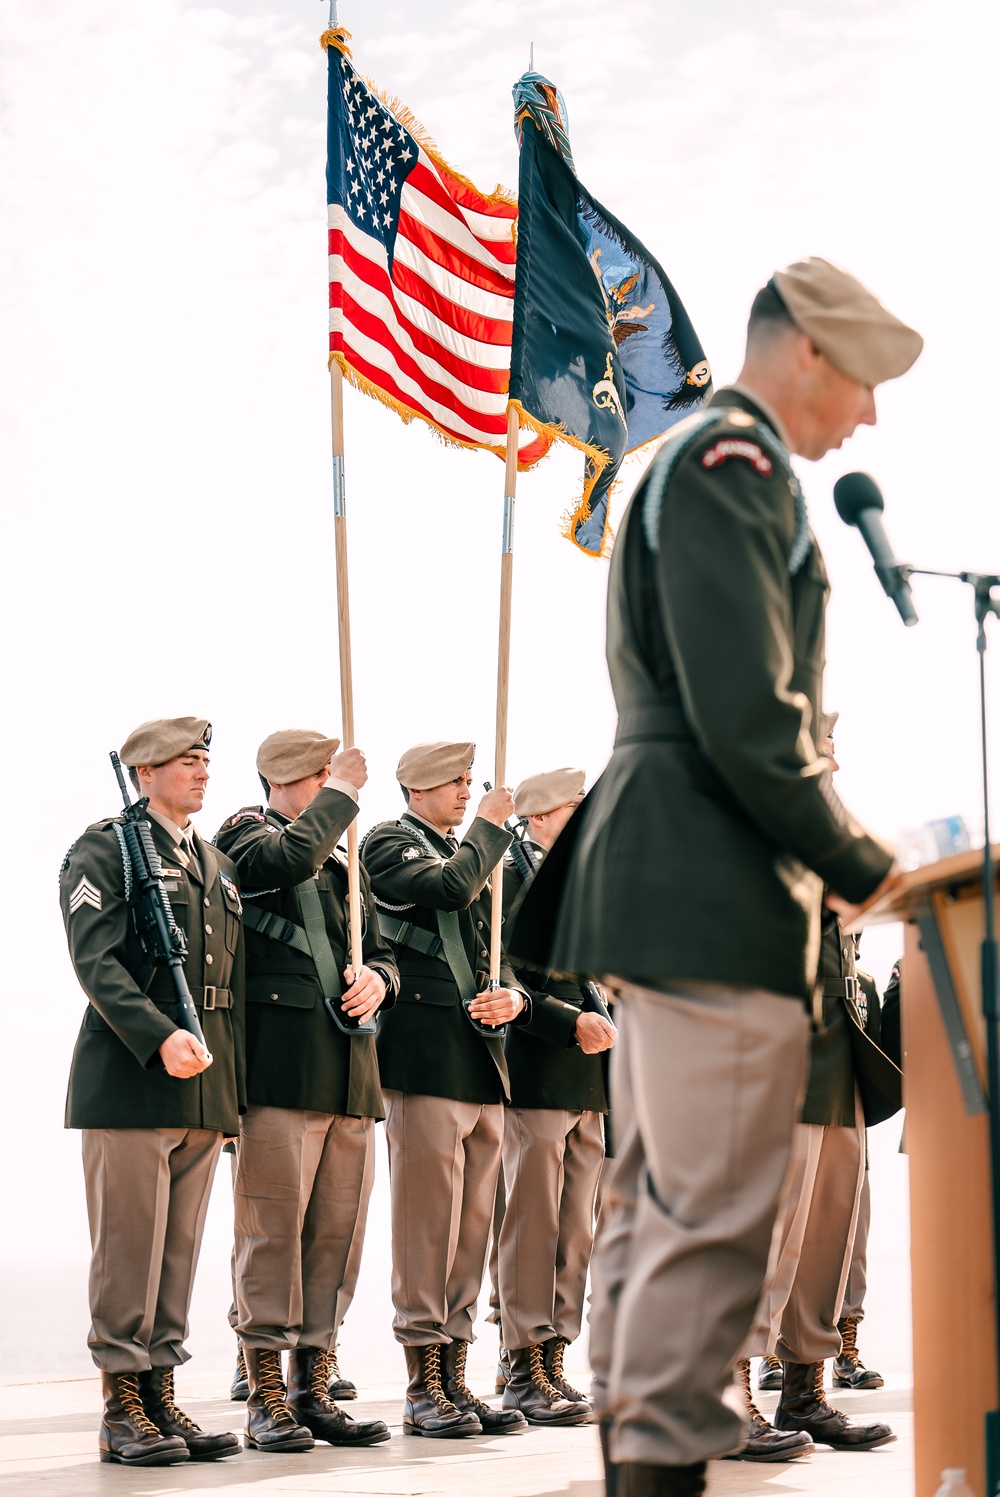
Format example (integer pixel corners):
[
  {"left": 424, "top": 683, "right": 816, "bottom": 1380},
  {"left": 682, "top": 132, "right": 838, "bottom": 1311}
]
[
  {"left": 932, "top": 1470, "right": 975, "bottom": 1497},
  {"left": 896, "top": 815, "right": 972, "bottom": 870}
]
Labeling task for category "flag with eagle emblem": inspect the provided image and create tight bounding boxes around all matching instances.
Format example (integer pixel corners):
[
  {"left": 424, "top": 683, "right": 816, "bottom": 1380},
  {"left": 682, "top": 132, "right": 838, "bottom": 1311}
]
[{"left": 509, "top": 72, "right": 712, "bottom": 555}]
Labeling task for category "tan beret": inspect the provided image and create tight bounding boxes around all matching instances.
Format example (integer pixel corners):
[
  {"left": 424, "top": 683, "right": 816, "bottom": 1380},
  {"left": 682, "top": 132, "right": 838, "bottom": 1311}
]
[
  {"left": 514, "top": 767, "right": 586, "bottom": 818},
  {"left": 120, "top": 717, "right": 212, "bottom": 767},
  {"left": 396, "top": 740, "right": 474, "bottom": 791},
  {"left": 820, "top": 710, "right": 840, "bottom": 741},
  {"left": 771, "top": 258, "right": 922, "bottom": 385},
  {"left": 257, "top": 729, "right": 340, "bottom": 785}
]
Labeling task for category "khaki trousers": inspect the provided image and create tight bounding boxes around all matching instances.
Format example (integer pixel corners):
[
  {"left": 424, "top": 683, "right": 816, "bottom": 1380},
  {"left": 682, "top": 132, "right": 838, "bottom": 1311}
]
[
  {"left": 82, "top": 1127, "right": 222, "bottom": 1373},
  {"left": 498, "top": 1107, "right": 605, "bottom": 1349},
  {"left": 841, "top": 1165, "right": 870, "bottom": 1320},
  {"left": 745, "top": 1105, "right": 866, "bottom": 1361},
  {"left": 590, "top": 981, "right": 809, "bottom": 1466},
  {"left": 383, "top": 1089, "right": 503, "bottom": 1346},
  {"left": 234, "top": 1105, "right": 374, "bottom": 1351}
]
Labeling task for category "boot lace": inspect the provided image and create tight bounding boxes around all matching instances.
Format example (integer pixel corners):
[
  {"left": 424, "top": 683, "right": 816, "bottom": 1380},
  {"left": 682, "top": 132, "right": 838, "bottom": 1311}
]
[
  {"left": 155, "top": 1368, "right": 199, "bottom": 1433},
  {"left": 528, "top": 1343, "right": 562, "bottom": 1402},
  {"left": 762, "top": 1353, "right": 782, "bottom": 1375},
  {"left": 258, "top": 1349, "right": 295, "bottom": 1422},
  {"left": 736, "top": 1358, "right": 769, "bottom": 1431},
  {"left": 328, "top": 1346, "right": 342, "bottom": 1379},
  {"left": 450, "top": 1340, "right": 492, "bottom": 1418},
  {"left": 308, "top": 1350, "right": 339, "bottom": 1410},
  {"left": 812, "top": 1361, "right": 830, "bottom": 1406},
  {"left": 423, "top": 1345, "right": 460, "bottom": 1415},
  {"left": 547, "top": 1338, "right": 587, "bottom": 1402},
  {"left": 117, "top": 1373, "right": 164, "bottom": 1438},
  {"left": 838, "top": 1315, "right": 861, "bottom": 1367}
]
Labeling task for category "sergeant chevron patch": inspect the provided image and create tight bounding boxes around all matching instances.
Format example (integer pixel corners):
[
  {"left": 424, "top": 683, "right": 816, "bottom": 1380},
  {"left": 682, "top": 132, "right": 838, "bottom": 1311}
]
[{"left": 69, "top": 876, "right": 102, "bottom": 914}]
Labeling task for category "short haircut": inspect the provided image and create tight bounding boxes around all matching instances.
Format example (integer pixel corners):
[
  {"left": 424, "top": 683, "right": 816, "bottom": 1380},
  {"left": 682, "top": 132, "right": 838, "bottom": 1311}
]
[
  {"left": 258, "top": 772, "right": 271, "bottom": 802},
  {"left": 400, "top": 784, "right": 410, "bottom": 804},
  {"left": 747, "top": 280, "right": 796, "bottom": 342},
  {"left": 128, "top": 767, "right": 140, "bottom": 792}
]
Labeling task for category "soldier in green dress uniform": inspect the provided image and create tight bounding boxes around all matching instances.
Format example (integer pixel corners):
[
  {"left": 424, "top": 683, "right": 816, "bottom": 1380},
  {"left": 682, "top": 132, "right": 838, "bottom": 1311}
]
[
  {"left": 495, "top": 768, "right": 616, "bottom": 1426},
  {"left": 360, "top": 741, "right": 529, "bottom": 1438},
  {"left": 60, "top": 717, "right": 243, "bottom": 1467},
  {"left": 510, "top": 259, "right": 921, "bottom": 1497},
  {"left": 215, "top": 729, "right": 397, "bottom": 1455}
]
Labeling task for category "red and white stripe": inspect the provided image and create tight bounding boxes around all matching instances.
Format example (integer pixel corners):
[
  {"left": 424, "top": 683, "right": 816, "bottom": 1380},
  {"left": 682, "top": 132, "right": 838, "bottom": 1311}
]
[{"left": 329, "top": 147, "right": 546, "bottom": 461}]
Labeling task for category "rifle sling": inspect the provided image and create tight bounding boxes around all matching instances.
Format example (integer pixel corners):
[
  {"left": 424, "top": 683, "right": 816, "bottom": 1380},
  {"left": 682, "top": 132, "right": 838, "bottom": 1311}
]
[{"left": 242, "top": 887, "right": 343, "bottom": 1002}]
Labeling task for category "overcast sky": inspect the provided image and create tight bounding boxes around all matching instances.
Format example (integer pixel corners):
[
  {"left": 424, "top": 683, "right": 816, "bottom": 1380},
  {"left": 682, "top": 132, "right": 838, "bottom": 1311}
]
[{"left": 1, "top": 0, "right": 997, "bottom": 1287}]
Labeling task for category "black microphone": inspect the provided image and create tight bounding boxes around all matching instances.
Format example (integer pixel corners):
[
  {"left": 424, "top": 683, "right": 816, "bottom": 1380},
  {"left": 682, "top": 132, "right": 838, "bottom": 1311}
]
[{"left": 833, "top": 471, "right": 918, "bottom": 627}]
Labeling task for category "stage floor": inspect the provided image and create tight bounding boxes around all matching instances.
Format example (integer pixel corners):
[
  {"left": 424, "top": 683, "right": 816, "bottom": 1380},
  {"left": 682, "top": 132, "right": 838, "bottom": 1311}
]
[{"left": 0, "top": 1369, "right": 913, "bottom": 1496}]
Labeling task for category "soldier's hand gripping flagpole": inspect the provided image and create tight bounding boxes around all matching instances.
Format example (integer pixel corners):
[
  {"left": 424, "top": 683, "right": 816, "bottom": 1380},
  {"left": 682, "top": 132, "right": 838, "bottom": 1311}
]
[
  {"left": 489, "top": 406, "right": 519, "bottom": 984},
  {"left": 330, "top": 361, "right": 364, "bottom": 976}
]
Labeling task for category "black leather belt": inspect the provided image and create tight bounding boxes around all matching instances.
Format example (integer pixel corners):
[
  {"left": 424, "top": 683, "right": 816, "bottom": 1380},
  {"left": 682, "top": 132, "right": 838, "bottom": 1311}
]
[{"left": 615, "top": 705, "right": 696, "bottom": 746}]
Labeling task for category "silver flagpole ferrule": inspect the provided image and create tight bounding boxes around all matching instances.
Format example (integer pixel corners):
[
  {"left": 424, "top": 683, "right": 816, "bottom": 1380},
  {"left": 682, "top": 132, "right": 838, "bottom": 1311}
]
[
  {"left": 333, "top": 454, "right": 346, "bottom": 518},
  {"left": 502, "top": 492, "right": 515, "bottom": 554}
]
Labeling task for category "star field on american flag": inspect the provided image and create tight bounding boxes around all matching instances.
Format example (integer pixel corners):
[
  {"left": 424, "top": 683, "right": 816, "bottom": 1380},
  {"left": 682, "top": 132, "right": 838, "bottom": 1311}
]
[
  {"left": 326, "top": 39, "right": 550, "bottom": 462},
  {"left": 331, "top": 58, "right": 415, "bottom": 264}
]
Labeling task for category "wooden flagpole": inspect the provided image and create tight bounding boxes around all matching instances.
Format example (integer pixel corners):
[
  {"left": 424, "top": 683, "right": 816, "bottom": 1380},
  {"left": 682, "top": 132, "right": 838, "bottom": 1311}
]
[
  {"left": 489, "top": 405, "right": 520, "bottom": 984},
  {"left": 330, "top": 360, "right": 364, "bottom": 974}
]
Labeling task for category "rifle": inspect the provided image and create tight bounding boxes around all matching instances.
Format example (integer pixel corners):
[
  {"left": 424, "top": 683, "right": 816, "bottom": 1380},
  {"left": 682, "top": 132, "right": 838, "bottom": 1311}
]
[
  {"left": 110, "top": 752, "right": 211, "bottom": 1061},
  {"left": 484, "top": 783, "right": 614, "bottom": 1028}
]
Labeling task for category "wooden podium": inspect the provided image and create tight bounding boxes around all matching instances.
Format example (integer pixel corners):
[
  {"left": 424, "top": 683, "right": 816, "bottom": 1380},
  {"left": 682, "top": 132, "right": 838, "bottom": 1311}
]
[{"left": 858, "top": 848, "right": 1000, "bottom": 1497}]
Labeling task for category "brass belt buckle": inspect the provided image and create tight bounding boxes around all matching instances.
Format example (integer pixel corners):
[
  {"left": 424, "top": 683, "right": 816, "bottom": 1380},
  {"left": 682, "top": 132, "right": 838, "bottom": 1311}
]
[{"left": 203, "top": 985, "right": 217, "bottom": 1010}]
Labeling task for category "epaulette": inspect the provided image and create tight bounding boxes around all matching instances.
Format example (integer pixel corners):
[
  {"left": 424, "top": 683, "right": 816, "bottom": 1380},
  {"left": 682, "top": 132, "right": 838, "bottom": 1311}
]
[{"left": 642, "top": 406, "right": 811, "bottom": 576}]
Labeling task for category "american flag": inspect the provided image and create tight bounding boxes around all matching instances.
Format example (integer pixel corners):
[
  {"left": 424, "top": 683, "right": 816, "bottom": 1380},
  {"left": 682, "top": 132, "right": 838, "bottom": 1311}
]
[{"left": 325, "top": 33, "right": 550, "bottom": 466}]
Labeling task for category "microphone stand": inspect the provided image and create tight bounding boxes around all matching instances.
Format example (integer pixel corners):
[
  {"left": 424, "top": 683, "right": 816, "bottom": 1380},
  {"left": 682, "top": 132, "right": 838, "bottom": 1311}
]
[{"left": 903, "top": 564, "right": 1000, "bottom": 1482}]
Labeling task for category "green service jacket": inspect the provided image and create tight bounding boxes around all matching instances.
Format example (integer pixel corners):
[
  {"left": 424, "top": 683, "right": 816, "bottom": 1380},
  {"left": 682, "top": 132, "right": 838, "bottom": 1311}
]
[
  {"left": 215, "top": 788, "right": 399, "bottom": 1121},
  {"left": 502, "top": 853, "right": 607, "bottom": 1113},
  {"left": 801, "top": 913, "right": 863, "bottom": 1126},
  {"left": 511, "top": 388, "right": 893, "bottom": 1001},
  {"left": 61, "top": 817, "right": 246, "bottom": 1132},
  {"left": 361, "top": 813, "right": 521, "bottom": 1104}
]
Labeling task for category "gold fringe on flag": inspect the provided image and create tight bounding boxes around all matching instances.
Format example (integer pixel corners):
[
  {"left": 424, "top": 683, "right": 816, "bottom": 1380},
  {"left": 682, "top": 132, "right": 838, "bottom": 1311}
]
[{"left": 319, "top": 27, "right": 352, "bottom": 57}]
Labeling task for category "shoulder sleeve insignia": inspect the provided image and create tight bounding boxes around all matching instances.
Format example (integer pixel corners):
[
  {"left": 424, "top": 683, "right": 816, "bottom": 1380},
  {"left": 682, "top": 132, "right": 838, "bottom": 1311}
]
[
  {"left": 69, "top": 876, "right": 102, "bottom": 914},
  {"left": 229, "top": 810, "right": 266, "bottom": 827},
  {"left": 401, "top": 845, "right": 423, "bottom": 861},
  {"left": 701, "top": 439, "right": 772, "bottom": 476}
]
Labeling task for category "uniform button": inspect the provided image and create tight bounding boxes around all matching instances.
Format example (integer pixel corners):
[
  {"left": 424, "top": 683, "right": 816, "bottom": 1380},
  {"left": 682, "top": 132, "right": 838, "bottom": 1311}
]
[
  {"left": 477, "top": 921, "right": 484, "bottom": 930},
  {"left": 481, "top": 950, "right": 487, "bottom": 959},
  {"left": 204, "top": 898, "right": 210, "bottom": 907},
  {"left": 843, "top": 947, "right": 849, "bottom": 958},
  {"left": 205, "top": 953, "right": 214, "bottom": 965},
  {"left": 271, "top": 993, "right": 279, "bottom": 1001},
  {"left": 415, "top": 994, "right": 422, "bottom": 1001},
  {"left": 205, "top": 923, "right": 213, "bottom": 935}
]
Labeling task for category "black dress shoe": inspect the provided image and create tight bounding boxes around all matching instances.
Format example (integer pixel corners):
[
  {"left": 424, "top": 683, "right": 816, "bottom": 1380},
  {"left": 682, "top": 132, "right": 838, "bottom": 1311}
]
[
  {"left": 833, "top": 1316, "right": 885, "bottom": 1388},
  {"left": 139, "top": 1367, "right": 240, "bottom": 1460},
  {"left": 230, "top": 1347, "right": 249, "bottom": 1402},
  {"left": 722, "top": 1359, "right": 813, "bottom": 1462},
  {"left": 757, "top": 1353, "right": 783, "bottom": 1390},
  {"left": 775, "top": 1360, "right": 896, "bottom": 1449},
  {"left": 99, "top": 1371, "right": 190, "bottom": 1466},
  {"left": 243, "top": 1348, "right": 315, "bottom": 1452},
  {"left": 441, "top": 1340, "right": 526, "bottom": 1434},
  {"left": 326, "top": 1344, "right": 358, "bottom": 1400},
  {"left": 286, "top": 1347, "right": 389, "bottom": 1445},
  {"left": 402, "top": 1345, "right": 482, "bottom": 1437}
]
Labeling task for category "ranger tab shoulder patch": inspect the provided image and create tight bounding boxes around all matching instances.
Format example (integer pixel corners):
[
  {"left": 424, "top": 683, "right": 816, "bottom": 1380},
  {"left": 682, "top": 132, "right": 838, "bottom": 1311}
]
[
  {"left": 69, "top": 876, "right": 102, "bottom": 914},
  {"left": 229, "top": 810, "right": 266, "bottom": 827},
  {"left": 701, "top": 438, "right": 773, "bottom": 477}
]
